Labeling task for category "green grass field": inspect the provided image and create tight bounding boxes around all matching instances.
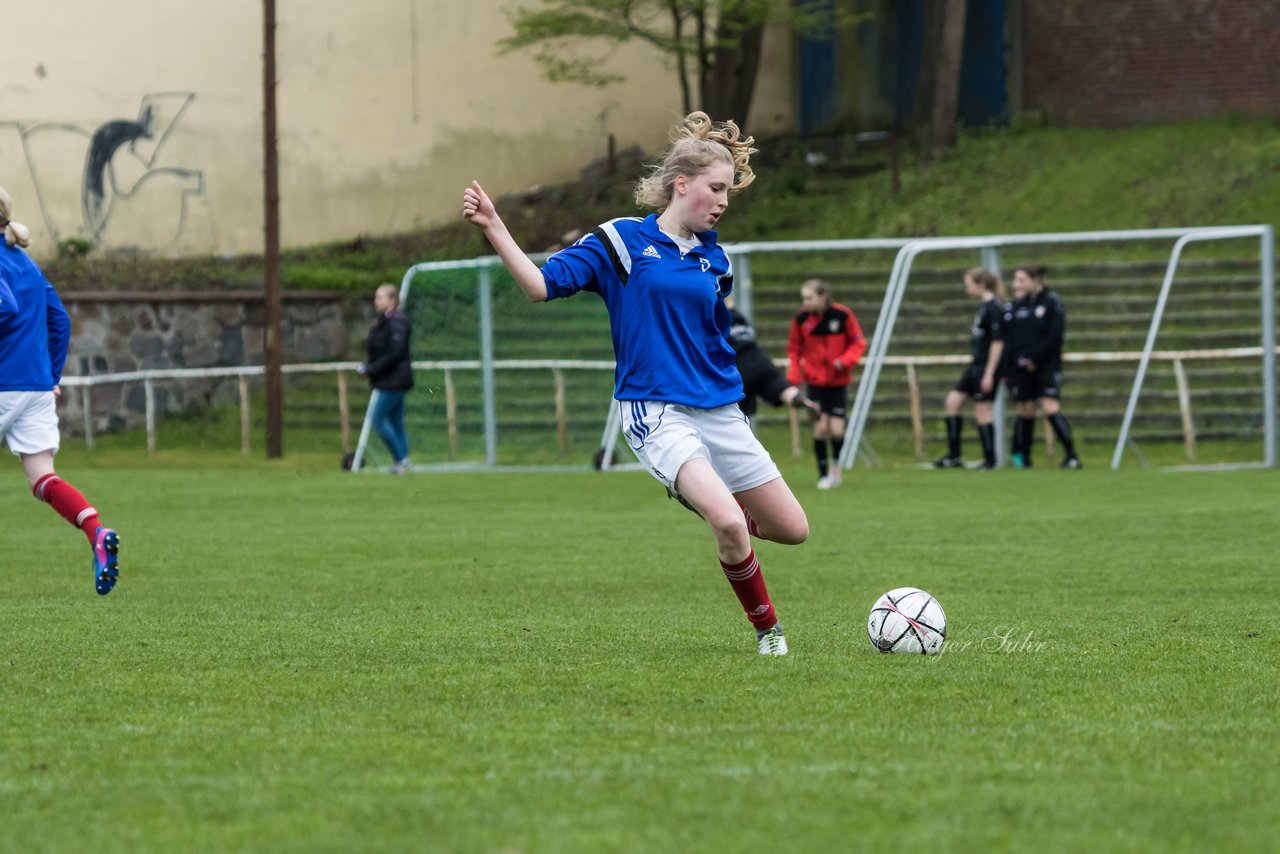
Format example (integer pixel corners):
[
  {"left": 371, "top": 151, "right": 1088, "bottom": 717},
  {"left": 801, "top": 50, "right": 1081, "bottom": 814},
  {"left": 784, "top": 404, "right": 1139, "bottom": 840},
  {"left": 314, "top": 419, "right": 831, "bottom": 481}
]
[{"left": 3, "top": 457, "right": 1278, "bottom": 852}]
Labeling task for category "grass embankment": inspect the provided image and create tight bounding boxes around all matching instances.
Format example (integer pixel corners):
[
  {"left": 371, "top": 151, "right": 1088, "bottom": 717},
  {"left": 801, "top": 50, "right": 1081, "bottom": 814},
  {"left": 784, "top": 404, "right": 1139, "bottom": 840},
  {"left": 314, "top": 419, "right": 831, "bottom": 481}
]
[{"left": 45, "top": 117, "right": 1280, "bottom": 292}]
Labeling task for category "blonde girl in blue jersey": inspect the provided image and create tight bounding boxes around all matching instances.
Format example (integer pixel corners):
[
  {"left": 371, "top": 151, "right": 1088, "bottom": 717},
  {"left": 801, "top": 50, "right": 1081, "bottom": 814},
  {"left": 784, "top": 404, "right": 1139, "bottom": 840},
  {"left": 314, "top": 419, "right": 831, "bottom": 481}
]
[
  {"left": 0, "top": 187, "right": 120, "bottom": 594},
  {"left": 463, "top": 112, "right": 807, "bottom": 656}
]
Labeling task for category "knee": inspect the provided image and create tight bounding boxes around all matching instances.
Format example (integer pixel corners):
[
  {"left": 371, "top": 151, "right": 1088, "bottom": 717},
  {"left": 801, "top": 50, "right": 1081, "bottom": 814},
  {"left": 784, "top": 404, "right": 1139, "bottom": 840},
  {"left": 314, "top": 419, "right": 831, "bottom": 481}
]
[
  {"left": 775, "top": 516, "right": 809, "bottom": 545},
  {"left": 708, "top": 512, "right": 750, "bottom": 553}
]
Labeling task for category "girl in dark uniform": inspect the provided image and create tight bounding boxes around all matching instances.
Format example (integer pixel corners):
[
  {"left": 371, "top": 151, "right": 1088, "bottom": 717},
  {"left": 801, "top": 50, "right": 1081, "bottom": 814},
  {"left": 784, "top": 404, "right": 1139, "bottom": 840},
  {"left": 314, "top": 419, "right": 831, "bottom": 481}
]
[
  {"left": 725, "top": 296, "right": 818, "bottom": 421},
  {"left": 1003, "top": 264, "right": 1082, "bottom": 469},
  {"left": 934, "top": 268, "right": 1006, "bottom": 470}
]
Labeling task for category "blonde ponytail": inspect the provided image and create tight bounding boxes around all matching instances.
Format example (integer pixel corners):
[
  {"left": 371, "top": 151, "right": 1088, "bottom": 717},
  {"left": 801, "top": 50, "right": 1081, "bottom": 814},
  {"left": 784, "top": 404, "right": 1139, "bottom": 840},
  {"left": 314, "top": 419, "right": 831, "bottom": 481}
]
[{"left": 0, "top": 187, "right": 32, "bottom": 249}]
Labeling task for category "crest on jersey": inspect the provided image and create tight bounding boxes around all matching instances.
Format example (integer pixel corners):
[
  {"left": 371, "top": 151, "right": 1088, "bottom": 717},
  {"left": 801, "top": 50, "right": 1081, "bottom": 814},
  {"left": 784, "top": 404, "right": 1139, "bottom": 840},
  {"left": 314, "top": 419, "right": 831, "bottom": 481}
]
[
  {"left": 828, "top": 319, "right": 840, "bottom": 333},
  {"left": 1035, "top": 305, "right": 1046, "bottom": 318},
  {"left": 700, "top": 257, "right": 711, "bottom": 272}
]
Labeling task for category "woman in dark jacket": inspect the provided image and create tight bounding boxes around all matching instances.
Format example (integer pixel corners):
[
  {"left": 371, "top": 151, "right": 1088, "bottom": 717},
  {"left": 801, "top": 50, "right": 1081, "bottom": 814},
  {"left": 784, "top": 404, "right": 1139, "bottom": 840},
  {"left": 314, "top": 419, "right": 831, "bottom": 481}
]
[{"left": 359, "top": 283, "right": 413, "bottom": 473}]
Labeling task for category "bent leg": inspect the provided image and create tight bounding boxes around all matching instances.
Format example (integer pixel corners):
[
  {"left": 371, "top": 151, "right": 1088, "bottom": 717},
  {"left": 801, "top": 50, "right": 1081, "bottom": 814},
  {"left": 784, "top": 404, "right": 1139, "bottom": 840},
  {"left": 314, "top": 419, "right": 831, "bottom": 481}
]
[
  {"left": 19, "top": 448, "right": 56, "bottom": 489},
  {"left": 676, "top": 457, "right": 751, "bottom": 563},
  {"left": 676, "top": 457, "right": 780, "bottom": 634},
  {"left": 736, "top": 477, "right": 808, "bottom": 545},
  {"left": 24, "top": 450, "right": 101, "bottom": 540}
]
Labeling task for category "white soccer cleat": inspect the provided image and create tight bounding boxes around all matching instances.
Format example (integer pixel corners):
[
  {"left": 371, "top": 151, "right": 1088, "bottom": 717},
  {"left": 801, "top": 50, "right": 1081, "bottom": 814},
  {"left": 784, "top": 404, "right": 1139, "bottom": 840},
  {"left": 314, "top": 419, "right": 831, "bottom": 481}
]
[{"left": 757, "top": 625, "right": 788, "bottom": 656}]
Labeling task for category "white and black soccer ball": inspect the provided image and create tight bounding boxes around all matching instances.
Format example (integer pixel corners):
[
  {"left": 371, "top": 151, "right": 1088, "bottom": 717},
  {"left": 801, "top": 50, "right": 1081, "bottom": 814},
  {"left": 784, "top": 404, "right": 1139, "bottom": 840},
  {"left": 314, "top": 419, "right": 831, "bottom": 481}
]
[{"left": 867, "top": 587, "right": 947, "bottom": 655}]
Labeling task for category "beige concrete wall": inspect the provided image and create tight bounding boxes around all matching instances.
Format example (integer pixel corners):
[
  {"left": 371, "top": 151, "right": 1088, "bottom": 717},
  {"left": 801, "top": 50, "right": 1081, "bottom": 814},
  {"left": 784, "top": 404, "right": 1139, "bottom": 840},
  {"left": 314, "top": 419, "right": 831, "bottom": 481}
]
[{"left": 0, "top": 1, "right": 794, "bottom": 260}]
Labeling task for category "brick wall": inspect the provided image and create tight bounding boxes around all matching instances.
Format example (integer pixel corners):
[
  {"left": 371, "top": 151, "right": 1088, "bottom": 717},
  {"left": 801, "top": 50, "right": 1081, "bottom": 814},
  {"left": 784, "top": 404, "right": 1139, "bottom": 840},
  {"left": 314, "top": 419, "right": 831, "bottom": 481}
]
[{"left": 1022, "top": 0, "right": 1280, "bottom": 125}]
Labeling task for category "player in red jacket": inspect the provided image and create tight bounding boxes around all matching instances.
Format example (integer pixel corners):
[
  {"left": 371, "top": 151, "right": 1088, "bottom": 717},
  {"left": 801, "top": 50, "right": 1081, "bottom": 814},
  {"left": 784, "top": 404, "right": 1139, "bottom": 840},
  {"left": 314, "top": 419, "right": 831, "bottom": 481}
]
[{"left": 786, "top": 279, "right": 867, "bottom": 489}]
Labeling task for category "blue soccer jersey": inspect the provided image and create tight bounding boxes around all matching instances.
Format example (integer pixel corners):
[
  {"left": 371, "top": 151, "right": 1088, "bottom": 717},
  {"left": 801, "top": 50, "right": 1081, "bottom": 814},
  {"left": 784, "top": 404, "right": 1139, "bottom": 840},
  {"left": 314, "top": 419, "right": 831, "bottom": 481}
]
[
  {"left": 540, "top": 214, "right": 743, "bottom": 409},
  {"left": 0, "top": 244, "right": 70, "bottom": 392}
]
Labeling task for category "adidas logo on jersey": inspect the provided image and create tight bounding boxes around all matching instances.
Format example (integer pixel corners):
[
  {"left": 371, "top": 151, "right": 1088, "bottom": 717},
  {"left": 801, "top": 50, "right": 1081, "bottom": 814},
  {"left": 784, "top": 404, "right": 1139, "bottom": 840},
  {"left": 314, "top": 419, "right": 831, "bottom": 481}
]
[{"left": 642, "top": 244, "right": 661, "bottom": 259}]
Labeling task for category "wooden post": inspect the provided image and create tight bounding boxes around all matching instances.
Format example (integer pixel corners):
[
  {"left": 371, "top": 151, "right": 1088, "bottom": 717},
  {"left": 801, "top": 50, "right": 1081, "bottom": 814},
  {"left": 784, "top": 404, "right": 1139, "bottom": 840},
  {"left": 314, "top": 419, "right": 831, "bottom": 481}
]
[
  {"left": 1173, "top": 358, "right": 1198, "bottom": 462},
  {"left": 1043, "top": 414, "right": 1055, "bottom": 459},
  {"left": 239, "top": 376, "right": 251, "bottom": 455},
  {"left": 444, "top": 368, "right": 458, "bottom": 460},
  {"left": 789, "top": 407, "right": 802, "bottom": 458},
  {"left": 144, "top": 378, "right": 157, "bottom": 457},
  {"left": 81, "top": 385, "right": 94, "bottom": 451},
  {"left": 337, "top": 371, "right": 351, "bottom": 454},
  {"left": 906, "top": 363, "right": 924, "bottom": 460},
  {"left": 262, "top": 0, "right": 284, "bottom": 459},
  {"left": 553, "top": 368, "right": 567, "bottom": 456}
]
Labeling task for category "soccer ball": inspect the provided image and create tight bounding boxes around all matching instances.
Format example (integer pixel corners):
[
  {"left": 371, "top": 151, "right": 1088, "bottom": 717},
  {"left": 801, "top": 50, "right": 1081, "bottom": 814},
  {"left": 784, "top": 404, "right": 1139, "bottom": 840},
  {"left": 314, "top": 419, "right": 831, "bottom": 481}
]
[{"left": 867, "top": 587, "right": 947, "bottom": 655}]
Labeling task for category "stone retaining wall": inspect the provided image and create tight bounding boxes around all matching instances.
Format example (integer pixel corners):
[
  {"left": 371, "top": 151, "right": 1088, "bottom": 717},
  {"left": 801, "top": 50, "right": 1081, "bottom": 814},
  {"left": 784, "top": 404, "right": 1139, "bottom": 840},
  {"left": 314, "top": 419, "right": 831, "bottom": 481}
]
[{"left": 59, "top": 290, "right": 356, "bottom": 434}]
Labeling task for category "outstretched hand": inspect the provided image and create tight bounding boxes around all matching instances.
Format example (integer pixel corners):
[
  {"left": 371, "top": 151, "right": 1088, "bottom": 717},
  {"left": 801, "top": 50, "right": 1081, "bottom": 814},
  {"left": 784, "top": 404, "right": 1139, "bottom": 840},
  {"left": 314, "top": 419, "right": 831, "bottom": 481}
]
[{"left": 462, "top": 181, "right": 498, "bottom": 230}]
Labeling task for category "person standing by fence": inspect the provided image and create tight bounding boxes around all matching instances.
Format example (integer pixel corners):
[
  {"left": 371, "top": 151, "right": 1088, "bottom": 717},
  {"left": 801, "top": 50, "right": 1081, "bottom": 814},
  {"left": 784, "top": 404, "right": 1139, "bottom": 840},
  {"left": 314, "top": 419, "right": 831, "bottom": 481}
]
[
  {"left": 463, "top": 111, "right": 808, "bottom": 656},
  {"left": 1003, "top": 264, "right": 1082, "bottom": 469},
  {"left": 787, "top": 279, "right": 866, "bottom": 489},
  {"left": 358, "top": 283, "right": 414, "bottom": 474},
  {"left": 0, "top": 187, "right": 121, "bottom": 594},
  {"left": 934, "top": 268, "right": 1006, "bottom": 470}
]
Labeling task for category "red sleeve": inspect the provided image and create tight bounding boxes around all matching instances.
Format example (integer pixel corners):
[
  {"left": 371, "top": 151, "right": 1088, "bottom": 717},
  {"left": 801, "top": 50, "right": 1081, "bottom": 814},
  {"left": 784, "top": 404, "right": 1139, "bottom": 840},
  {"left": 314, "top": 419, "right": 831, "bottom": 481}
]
[
  {"left": 786, "top": 316, "right": 804, "bottom": 385},
  {"left": 837, "top": 307, "right": 867, "bottom": 368}
]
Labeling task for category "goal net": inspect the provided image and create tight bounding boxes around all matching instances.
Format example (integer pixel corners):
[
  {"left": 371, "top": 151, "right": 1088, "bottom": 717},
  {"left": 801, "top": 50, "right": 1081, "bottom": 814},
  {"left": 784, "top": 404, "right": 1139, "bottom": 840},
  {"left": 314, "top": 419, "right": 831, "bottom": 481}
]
[
  {"left": 354, "top": 226, "right": 1275, "bottom": 473},
  {"left": 351, "top": 258, "right": 621, "bottom": 471}
]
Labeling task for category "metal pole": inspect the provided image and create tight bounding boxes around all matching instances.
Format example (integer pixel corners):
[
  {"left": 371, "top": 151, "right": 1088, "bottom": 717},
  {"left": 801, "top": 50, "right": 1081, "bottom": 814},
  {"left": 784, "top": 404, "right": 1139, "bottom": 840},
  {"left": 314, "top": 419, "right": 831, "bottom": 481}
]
[
  {"left": 81, "top": 385, "right": 94, "bottom": 451},
  {"left": 598, "top": 400, "right": 621, "bottom": 469},
  {"left": 1112, "top": 234, "right": 1192, "bottom": 469},
  {"left": 144, "top": 378, "right": 156, "bottom": 456},
  {"left": 262, "top": 0, "right": 284, "bottom": 459},
  {"left": 239, "top": 375, "right": 252, "bottom": 455},
  {"left": 841, "top": 243, "right": 921, "bottom": 469},
  {"left": 478, "top": 266, "right": 497, "bottom": 466},
  {"left": 553, "top": 368, "right": 567, "bottom": 455},
  {"left": 337, "top": 371, "right": 351, "bottom": 454},
  {"left": 351, "top": 391, "right": 378, "bottom": 472},
  {"left": 839, "top": 244, "right": 913, "bottom": 469},
  {"left": 1260, "top": 226, "right": 1276, "bottom": 467},
  {"left": 734, "top": 252, "right": 754, "bottom": 321}
]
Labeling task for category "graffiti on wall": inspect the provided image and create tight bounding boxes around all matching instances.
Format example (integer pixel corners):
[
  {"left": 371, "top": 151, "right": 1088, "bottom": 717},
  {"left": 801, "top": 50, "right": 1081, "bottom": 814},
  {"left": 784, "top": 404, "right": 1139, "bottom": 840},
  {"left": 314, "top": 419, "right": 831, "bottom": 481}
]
[{"left": 1, "top": 92, "right": 212, "bottom": 254}]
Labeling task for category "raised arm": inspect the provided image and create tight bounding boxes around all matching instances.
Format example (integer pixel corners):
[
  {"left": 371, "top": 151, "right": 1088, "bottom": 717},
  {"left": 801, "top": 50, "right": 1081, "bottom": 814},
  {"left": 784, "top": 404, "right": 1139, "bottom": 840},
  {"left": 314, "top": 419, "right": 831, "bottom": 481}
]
[{"left": 462, "top": 181, "right": 547, "bottom": 302}]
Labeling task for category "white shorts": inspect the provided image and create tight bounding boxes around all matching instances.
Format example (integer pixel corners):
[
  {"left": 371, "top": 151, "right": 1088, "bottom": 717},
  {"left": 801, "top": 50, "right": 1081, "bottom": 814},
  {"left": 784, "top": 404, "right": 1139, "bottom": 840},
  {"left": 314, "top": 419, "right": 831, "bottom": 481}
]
[
  {"left": 0, "top": 391, "right": 60, "bottom": 456},
  {"left": 618, "top": 399, "right": 781, "bottom": 493}
]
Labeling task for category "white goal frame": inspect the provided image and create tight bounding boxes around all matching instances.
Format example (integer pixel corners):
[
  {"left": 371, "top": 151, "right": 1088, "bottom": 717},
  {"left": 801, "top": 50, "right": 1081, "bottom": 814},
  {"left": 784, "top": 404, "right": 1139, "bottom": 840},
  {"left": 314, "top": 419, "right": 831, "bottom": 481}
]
[
  {"left": 836, "top": 225, "right": 1275, "bottom": 473},
  {"left": 354, "top": 226, "right": 1274, "bottom": 473}
]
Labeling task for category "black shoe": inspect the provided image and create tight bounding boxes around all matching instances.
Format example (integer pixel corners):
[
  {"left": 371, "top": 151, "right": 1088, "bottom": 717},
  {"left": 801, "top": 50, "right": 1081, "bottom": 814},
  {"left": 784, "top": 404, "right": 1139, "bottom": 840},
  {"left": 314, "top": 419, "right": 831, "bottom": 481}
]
[
  {"left": 933, "top": 455, "right": 963, "bottom": 469},
  {"left": 1060, "top": 455, "right": 1083, "bottom": 470},
  {"left": 975, "top": 462, "right": 996, "bottom": 471}
]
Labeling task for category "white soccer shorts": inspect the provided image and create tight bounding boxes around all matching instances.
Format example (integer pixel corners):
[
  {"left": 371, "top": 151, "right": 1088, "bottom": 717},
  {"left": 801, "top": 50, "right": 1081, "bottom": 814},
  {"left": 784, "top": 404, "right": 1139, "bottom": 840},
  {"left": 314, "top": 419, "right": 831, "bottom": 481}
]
[
  {"left": 617, "top": 399, "right": 780, "bottom": 494},
  {"left": 0, "top": 391, "right": 61, "bottom": 456}
]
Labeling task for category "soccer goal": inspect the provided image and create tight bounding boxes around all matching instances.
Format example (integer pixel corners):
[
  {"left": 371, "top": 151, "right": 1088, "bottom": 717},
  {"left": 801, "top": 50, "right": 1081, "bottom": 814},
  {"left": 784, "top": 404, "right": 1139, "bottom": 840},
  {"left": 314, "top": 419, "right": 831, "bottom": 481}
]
[
  {"left": 350, "top": 256, "right": 623, "bottom": 472},
  {"left": 354, "top": 225, "right": 1275, "bottom": 474},
  {"left": 835, "top": 225, "right": 1276, "bottom": 473}
]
